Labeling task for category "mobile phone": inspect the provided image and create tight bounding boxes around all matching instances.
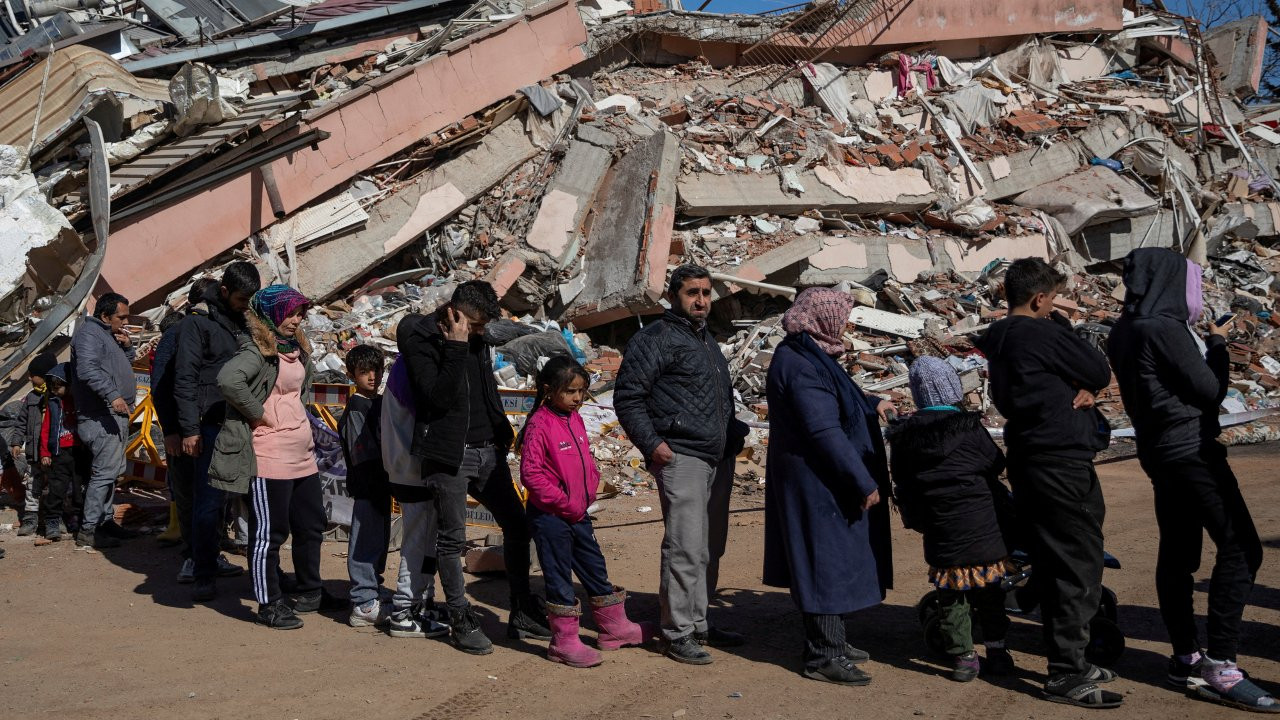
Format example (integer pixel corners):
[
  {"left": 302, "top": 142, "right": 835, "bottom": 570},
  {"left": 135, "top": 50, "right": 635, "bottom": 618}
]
[{"left": 1214, "top": 312, "right": 1235, "bottom": 327}]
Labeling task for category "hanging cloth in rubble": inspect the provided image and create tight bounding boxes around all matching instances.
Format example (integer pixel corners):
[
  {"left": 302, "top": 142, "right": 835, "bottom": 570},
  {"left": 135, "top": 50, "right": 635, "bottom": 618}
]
[{"left": 518, "top": 85, "right": 563, "bottom": 117}]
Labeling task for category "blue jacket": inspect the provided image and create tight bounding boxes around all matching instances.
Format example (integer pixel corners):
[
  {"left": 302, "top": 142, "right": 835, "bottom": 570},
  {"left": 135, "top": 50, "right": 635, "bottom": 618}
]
[{"left": 763, "top": 332, "right": 893, "bottom": 614}]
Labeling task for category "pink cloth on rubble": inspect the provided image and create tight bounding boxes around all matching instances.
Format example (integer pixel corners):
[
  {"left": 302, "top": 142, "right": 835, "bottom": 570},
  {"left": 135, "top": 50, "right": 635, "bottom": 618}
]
[{"left": 897, "top": 53, "right": 937, "bottom": 97}]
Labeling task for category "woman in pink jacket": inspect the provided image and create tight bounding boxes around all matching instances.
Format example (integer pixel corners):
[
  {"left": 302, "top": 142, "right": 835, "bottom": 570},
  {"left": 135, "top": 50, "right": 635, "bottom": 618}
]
[{"left": 519, "top": 356, "right": 656, "bottom": 667}]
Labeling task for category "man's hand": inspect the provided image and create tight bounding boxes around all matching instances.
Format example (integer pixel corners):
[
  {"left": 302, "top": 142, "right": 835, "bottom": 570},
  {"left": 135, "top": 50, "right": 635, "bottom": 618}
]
[
  {"left": 182, "top": 435, "right": 202, "bottom": 457},
  {"left": 114, "top": 330, "right": 132, "bottom": 349},
  {"left": 40, "top": 456, "right": 51, "bottom": 468},
  {"left": 862, "top": 489, "right": 881, "bottom": 511},
  {"left": 111, "top": 397, "right": 129, "bottom": 416},
  {"left": 650, "top": 441, "right": 674, "bottom": 468},
  {"left": 443, "top": 307, "right": 471, "bottom": 343},
  {"left": 1209, "top": 315, "right": 1233, "bottom": 339},
  {"left": 1071, "top": 388, "right": 1097, "bottom": 410},
  {"left": 875, "top": 398, "right": 897, "bottom": 423},
  {"left": 10, "top": 446, "right": 20, "bottom": 462},
  {"left": 163, "top": 434, "right": 182, "bottom": 457}
]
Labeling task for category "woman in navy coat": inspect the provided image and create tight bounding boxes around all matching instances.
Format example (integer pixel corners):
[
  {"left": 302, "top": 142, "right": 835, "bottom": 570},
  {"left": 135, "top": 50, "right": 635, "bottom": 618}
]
[{"left": 764, "top": 287, "right": 894, "bottom": 686}]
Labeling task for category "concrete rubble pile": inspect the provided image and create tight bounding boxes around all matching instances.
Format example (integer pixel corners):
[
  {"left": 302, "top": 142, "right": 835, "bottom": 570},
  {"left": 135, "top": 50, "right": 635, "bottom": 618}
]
[{"left": 3, "top": 0, "right": 1280, "bottom": 466}]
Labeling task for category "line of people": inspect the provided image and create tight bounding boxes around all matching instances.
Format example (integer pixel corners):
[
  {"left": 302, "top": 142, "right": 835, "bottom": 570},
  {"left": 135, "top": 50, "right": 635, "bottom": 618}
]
[{"left": 2, "top": 253, "right": 1273, "bottom": 713}]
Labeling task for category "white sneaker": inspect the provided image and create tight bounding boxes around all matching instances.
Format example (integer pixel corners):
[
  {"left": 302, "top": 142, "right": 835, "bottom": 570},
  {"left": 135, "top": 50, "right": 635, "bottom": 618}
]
[
  {"left": 177, "top": 558, "right": 195, "bottom": 584},
  {"left": 349, "top": 600, "right": 390, "bottom": 628},
  {"left": 216, "top": 554, "right": 245, "bottom": 577}
]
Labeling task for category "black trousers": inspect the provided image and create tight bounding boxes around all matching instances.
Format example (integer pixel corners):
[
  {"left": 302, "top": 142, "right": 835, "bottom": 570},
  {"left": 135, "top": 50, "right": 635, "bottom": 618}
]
[
  {"left": 39, "top": 452, "right": 74, "bottom": 520},
  {"left": 1008, "top": 454, "right": 1105, "bottom": 676},
  {"left": 246, "top": 475, "right": 325, "bottom": 606},
  {"left": 802, "top": 613, "right": 847, "bottom": 668},
  {"left": 1143, "top": 444, "right": 1263, "bottom": 661}
]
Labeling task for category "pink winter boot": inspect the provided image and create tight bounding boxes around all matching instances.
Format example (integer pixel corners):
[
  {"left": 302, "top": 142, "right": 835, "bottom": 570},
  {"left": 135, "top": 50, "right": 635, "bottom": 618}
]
[
  {"left": 590, "top": 586, "right": 658, "bottom": 651},
  {"left": 546, "top": 601, "right": 603, "bottom": 668}
]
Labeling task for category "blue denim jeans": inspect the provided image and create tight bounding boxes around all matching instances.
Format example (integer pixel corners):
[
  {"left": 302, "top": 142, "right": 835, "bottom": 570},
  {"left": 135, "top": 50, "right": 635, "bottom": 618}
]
[
  {"left": 347, "top": 495, "right": 391, "bottom": 606},
  {"left": 527, "top": 506, "right": 612, "bottom": 606},
  {"left": 191, "top": 424, "right": 228, "bottom": 581}
]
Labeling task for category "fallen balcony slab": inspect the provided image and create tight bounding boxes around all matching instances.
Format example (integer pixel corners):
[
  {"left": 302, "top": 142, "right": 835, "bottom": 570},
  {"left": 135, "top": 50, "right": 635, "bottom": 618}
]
[
  {"left": 101, "top": 0, "right": 589, "bottom": 306},
  {"left": 795, "top": 232, "right": 1055, "bottom": 286},
  {"left": 562, "top": 129, "right": 679, "bottom": 329},
  {"left": 525, "top": 124, "right": 617, "bottom": 265},
  {"left": 296, "top": 114, "right": 542, "bottom": 300},
  {"left": 1079, "top": 209, "right": 1178, "bottom": 261},
  {"left": 679, "top": 166, "right": 936, "bottom": 218}
]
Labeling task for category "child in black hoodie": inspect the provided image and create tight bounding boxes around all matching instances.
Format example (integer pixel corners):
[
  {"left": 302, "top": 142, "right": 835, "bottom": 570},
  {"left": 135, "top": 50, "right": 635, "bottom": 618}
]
[
  {"left": 975, "top": 258, "right": 1120, "bottom": 709},
  {"left": 888, "top": 357, "right": 1012, "bottom": 683},
  {"left": 1107, "top": 248, "right": 1272, "bottom": 712}
]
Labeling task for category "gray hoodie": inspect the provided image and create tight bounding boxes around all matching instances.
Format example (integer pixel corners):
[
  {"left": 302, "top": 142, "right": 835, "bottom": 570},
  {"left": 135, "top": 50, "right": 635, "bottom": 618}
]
[{"left": 70, "top": 316, "right": 136, "bottom": 417}]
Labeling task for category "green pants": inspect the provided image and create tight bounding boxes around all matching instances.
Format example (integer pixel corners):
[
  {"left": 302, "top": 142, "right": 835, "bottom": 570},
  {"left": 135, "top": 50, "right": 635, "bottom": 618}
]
[{"left": 937, "top": 584, "right": 1010, "bottom": 656}]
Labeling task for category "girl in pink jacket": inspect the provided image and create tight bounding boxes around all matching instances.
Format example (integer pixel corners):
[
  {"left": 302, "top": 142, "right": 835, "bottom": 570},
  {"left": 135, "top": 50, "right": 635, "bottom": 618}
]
[{"left": 519, "top": 356, "right": 656, "bottom": 667}]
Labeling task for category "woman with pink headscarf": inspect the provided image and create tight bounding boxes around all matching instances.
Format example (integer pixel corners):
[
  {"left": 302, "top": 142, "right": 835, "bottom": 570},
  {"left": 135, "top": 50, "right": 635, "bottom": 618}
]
[{"left": 763, "top": 287, "right": 895, "bottom": 687}]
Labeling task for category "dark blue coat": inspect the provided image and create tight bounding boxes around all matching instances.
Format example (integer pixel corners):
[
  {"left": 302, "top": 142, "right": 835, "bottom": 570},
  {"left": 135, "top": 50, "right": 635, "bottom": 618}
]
[{"left": 763, "top": 332, "right": 893, "bottom": 614}]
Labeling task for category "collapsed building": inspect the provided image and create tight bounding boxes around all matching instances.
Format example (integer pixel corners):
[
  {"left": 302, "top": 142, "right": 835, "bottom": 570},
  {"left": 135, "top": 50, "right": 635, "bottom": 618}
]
[{"left": 2, "top": 0, "right": 1280, "bottom": 463}]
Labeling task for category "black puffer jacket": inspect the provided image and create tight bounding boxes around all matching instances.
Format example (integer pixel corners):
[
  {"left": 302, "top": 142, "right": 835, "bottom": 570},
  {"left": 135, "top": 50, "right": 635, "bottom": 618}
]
[
  {"left": 1107, "top": 248, "right": 1228, "bottom": 464},
  {"left": 887, "top": 409, "right": 1011, "bottom": 569},
  {"left": 173, "top": 287, "right": 250, "bottom": 437},
  {"left": 615, "top": 310, "right": 740, "bottom": 464},
  {"left": 397, "top": 312, "right": 513, "bottom": 471}
]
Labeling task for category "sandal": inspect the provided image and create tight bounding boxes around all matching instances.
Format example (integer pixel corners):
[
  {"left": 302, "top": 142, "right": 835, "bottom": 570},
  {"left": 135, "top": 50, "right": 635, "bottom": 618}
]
[
  {"left": 1043, "top": 675, "right": 1124, "bottom": 709},
  {"left": 1081, "top": 665, "right": 1120, "bottom": 684},
  {"left": 1195, "top": 679, "right": 1280, "bottom": 714}
]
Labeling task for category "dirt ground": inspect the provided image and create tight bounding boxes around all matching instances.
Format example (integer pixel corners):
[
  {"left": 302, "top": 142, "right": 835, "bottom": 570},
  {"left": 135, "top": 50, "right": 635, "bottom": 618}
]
[{"left": 2, "top": 443, "right": 1278, "bottom": 720}]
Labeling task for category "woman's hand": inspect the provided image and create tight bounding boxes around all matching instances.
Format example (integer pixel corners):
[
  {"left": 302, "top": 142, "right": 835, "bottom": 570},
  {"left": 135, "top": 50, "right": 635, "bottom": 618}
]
[
  {"left": 875, "top": 399, "right": 896, "bottom": 423},
  {"left": 862, "top": 489, "right": 881, "bottom": 511}
]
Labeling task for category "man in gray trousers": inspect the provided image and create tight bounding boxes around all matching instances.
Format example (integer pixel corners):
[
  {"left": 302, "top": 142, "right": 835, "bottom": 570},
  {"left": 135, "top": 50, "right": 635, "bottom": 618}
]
[
  {"left": 71, "top": 292, "right": 138, "bottom": 549},
  {"left": 615, "top": 264, "right": 748, "bottom": 665}
]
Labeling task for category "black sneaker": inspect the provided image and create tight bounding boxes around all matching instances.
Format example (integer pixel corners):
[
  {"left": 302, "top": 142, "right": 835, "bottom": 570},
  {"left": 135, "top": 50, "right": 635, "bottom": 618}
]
[
  {"left": 388, "top": 608, "right": 449, "bottom": 638},
  {"left": 16, "top": 513, "right": 37, "bottom": 536},
  {"left": 951, "top": 651, "right": 980, "bottom": 682},
  {"left": 663, "top": 635, "right": 713, "bottom": 665},
  {"left": 507, "top": 595, "right": 552, "bottom": 640},
  {"left": 1167, "top": 652, "right": 1206, "bottom": 689},
  {"left": 98, "top": 521, "right": 139, "bottom": 539},
  {"left": 257, "top": 601, "right": 304, "bottom": 630},
  {"left": 804, "top": 656, "right": 871, "bottom": 686},
  {"left": 694, "top": 626, "right": 745, "bottom": 648},
  {"left": 192, "top": 578, "right": 217, "bottom": 602},
  {"left": 449, "top": 607, "right": 493, "bottom": 655},
  {"left": 844, "top": 644, "right": 870, "bottom": 664},
  {"left": 44, "top": 518, "right": 65, "bottom": 542},
  {"left": 76, "top": 527, "right": 120, "bottom": 549},
  {"left": 293, "top": 589, "right": 349, "bottom": 613},
  {"left": 985, "top": 647, "right": 1015, "bottom": 676}
]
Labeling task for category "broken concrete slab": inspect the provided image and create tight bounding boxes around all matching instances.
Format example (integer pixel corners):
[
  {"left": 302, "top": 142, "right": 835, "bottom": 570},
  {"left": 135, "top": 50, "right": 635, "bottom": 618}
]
[
  {"left": 976, "top": 139, "right": 1085, "bottom": 200},
  {"left": 563, "top": 129, "right": 679, "bottom": 328},
  {"left": 296, "top": 114, "right": 541, "bottom": 299},
  {"left": 1013, "top": 165, "right": 1159, "bottom": 235},
  {"left": 524, "top": 124, "right": 616, "bottom": 265},
  {"left": 679, "top": 167, "right": 936, "bottom": 218},
  {"left": 1079, "top": 208, "right": 1178, "bottom": 261},
  {"left": 794, "top": 232, "right": 1055, "bottom": 286},
  {"left": 1204, "top": 16, "right": 1269, "bottom": 98}
]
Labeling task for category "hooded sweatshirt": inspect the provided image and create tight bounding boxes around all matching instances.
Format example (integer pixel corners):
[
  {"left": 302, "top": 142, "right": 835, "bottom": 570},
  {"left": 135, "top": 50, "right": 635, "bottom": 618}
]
[
  {"left": 519, "top": 405, "right": 600, "bottom": 523},
  {"left": 1106, "top": 248, "right": 1228, "bottom": 464},
  {"left": 975, "top": 313, "right": 1112, "bottom": 459}
]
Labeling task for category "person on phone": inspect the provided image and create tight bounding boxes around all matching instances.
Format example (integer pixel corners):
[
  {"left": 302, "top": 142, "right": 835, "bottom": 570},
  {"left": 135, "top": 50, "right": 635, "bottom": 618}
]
[
  {"left": 70, "top": 292, "right": 138, "bottom": 549},
  {"left": 763, "top": 288, "right": 894, "bottom": 686},
  {"left": 395, "top": 281, "right": 550, "bottom": 655},
  {"left": 1108, "top": 248, "right": 1272, "bottom": 712},
  {"left": 614, "top": 264, "right": 749, "bottom": 666}
]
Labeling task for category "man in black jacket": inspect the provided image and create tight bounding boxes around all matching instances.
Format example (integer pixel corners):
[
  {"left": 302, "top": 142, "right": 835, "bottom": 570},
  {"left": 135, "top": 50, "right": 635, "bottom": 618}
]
[
  {"left": 396, "top": 280, "right": 549, "bottom": 655},
  {"left": 615, "top": 264, "right": 747, "bottom": 666},
  {"left": 173, "top": 262, "right": 259, "bottom": 601},
  {"left": 1107, "top": 248, "right": 1271, "bottom": 711},
  {"left": 976, "top": 258, "right": 1121, "bottom": 708}
]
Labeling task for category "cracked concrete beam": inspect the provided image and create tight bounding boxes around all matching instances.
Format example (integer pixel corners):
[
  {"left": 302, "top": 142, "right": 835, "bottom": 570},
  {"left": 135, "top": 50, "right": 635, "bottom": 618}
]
[
  {"left": 1079, "top": 209, "right": 1178, "bottom": 261},
  {"left": 679, "top": 166, "right": 936, "bottom": 218},
  {"left": 524, "top": 126, "right": 617, "bottom": 265},
  {"left": 795, "top": 232, "right": 1055, "bottom": 285}
]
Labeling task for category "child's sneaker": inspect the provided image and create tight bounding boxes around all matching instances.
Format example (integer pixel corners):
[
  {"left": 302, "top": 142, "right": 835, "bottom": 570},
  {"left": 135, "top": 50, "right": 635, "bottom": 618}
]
[
  {"left": 349, "top": 600, "right": 390, "bottom": 628},
  {"left": 388, "top": 608, "right": 449, "bottom": 638},
  {"left": 1167, "top": 651, "right": 1205, "bottom": 689},
  {"left": 951, "top": 651, "right": 980, "bottom": 682},
  {"left": 984, "top": 647, "right": 1015, "bottom": 676}
]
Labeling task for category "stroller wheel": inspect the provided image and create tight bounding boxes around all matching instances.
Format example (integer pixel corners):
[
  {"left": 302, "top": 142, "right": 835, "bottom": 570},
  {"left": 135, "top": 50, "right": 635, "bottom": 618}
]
[
  {"left": 916, "top": 590, "right": 940, "bottom": 624},
  {"left": 1086, "top": 617, "right": 1125, "bottom": 667},
  {"left": 1006, "top": 583, "right": 1038, "bottom": 615},
  {"left": 1098, "top": 587, "right": 1119, "bottom": 624},
  {"left": 923, "top": 614, "right": 947, "bottom": 656}
]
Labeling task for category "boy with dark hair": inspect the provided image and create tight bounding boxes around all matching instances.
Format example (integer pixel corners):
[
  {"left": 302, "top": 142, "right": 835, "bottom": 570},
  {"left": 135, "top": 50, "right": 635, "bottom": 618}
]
[
  {"left": 1108, "top": 248, "right": 1273, "bottom": 711},
  {"left": 341, "top": 344, "right": 393, "bottom": 627},
  {"left": 15, "top": 352, "right": 57, "bottom": 537},
  {"left": 976, "top": 258, "right": 1122, "bottom": 708}
]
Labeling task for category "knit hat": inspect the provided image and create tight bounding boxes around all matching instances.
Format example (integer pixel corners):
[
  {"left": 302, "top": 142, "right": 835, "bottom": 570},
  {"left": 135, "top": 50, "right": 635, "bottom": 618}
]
[
  {"left": 27, "top": 351, "right": 57, "bottom": 378},
  {"left": 909, "top": 356, "right": 963, "bottom": 409},
  {"left": 782, "top": 287, "right": 855, "bottom": 356}
]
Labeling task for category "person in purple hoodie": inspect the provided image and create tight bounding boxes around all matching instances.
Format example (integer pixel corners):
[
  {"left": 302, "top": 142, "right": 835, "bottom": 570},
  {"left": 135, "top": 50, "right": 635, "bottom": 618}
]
[{"left": 518, "top": 356, "right": 657, "bottom": 667}]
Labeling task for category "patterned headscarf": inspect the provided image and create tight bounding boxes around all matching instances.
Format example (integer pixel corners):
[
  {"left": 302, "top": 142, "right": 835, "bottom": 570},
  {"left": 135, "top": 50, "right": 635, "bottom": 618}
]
[
  {"left": 251, "top": 284, "right": 309, "bottom": 353},
  {"left": 782, "top": 287, "right": 854, "bottom": 356},
  {"left": 909, "top": 355, "right": 964, "bottom": 409}
]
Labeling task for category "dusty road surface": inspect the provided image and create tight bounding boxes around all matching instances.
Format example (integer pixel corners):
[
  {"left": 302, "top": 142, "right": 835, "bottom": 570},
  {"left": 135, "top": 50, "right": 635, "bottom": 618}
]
[{"left": 2, "top": 442, "right": 1278, "bottom": 720}]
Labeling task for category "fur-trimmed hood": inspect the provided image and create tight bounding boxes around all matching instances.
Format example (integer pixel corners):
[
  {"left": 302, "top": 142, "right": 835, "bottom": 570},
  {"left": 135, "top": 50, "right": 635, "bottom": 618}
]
[
  {"left": 886, "top": 409, "right": 985, "bottom": 459},
  {"left": 246, "top": 311, "right": 310, "bottom": 358}
]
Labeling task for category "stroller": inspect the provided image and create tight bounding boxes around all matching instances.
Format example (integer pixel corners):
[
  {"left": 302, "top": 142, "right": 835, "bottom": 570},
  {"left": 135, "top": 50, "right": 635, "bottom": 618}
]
[{"left": 916, "top": 549, "right": 1126, "bottom": 666}]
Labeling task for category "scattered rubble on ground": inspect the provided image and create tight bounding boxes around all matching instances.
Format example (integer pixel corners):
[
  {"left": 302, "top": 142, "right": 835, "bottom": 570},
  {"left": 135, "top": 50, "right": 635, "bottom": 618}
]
[{"left": 3, "top": 0, "right": 1280, "bottom": 468}]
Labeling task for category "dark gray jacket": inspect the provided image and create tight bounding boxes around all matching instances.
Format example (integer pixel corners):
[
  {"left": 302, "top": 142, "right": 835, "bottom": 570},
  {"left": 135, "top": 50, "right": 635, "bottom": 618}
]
[
  {"left": 70, "top": 316, "right": 136, "bottom": 418},
  {"left": 615, "top": 310, "right": 741, "bottom": 464},
  {"left": 174, "top": 288, "right": 250, "bottom": 437}
]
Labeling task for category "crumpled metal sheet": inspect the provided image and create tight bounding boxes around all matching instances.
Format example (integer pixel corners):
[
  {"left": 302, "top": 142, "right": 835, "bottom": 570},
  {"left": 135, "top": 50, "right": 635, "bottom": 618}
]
[{"left": 1012, "top": 165, "right": 1158, "bottom": 236}]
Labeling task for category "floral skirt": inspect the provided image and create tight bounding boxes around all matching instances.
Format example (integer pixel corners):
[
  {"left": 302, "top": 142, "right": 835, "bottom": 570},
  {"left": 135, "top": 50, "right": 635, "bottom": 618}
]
[{"left": 928, "top": 558, "right": 1013, "bottom": 591}]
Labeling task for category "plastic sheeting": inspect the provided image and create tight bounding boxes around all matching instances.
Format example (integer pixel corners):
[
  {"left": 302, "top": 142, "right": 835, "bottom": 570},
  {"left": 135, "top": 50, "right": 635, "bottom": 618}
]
[{"left": 169, "top": 62, "right": 240, "bottom": 137}]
